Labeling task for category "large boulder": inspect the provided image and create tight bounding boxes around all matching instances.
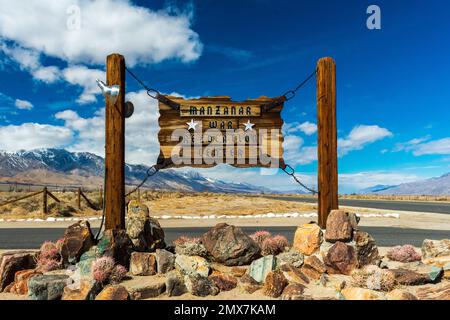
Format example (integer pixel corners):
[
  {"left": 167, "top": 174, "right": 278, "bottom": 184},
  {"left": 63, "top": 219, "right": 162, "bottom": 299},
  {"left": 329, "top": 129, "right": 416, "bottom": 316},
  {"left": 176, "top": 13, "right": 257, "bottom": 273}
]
[
  {"left": 126, "top": 200, "right": 166, "bottom": 252},
  {"left": 62, "top": 280, "right": 102, "bottom": 300},
  {"left": 248, "top": 255, "right": 278, "bottom": 283},
  {"left": 175, "top": 255, "right": 210, "bottom": 277},
  {"left": 0, "top": 250, "right": 37, "bottom": 292},
  {"left": 61, "top": 221, "right": 95, "bottom": 265},
  {"left": 422, "top": 239, "right": 450, "bottom": 259},
  {"left": 184, "top": 274, "right": 219, "bottom": 297},
  {"left": 340, "top": 287, "right": 385, "bottom": 300},
  {"left": 97, "top": 229, "right": 133, "bottom": 268},
  {"left": 293, "top": 223, "right": 323, "bottom": 255},
  {"left": 28, "top": 274, "right": 72, "bottom": 300},
  {"left": 155, "top": 249, "right": 175, "bottom": 274},
  {"left": 166, "top": 271, "right": 187, "bottom": 297},
  {"left": 129, "top": 252, "right": 157, "bottom": 276},
  {"left": 262, "top": 270, "right": 288, "bottom": 298},
  {"left": 324, "top": 242, "right": 358, "bottom": 275},
  {"left": 353, "top": 231, "right": 380, "bottom": 266},
  {"left": 201, "top": 223, "right": 260, "bottom": 266},
  {"left": 95, "top": 285, "right": 130, "bottom": 300},
  {"left": 208, "top": 272, "right": 237, "bottom": 291},
  {"left": 325, "top": 210, "right": 356, "bottom": 242},
  {"left": 3, "top": 269, "right": 41, "bottom": 295}
]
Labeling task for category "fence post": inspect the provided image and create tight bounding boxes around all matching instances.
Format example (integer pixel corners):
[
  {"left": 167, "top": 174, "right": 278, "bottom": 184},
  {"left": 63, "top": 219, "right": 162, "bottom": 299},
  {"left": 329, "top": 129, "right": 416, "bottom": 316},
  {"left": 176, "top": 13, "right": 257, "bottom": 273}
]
[
  {"left": 42, "top": 187, "right": 48, "bottom": 215},
  {"left": 77, "top": 188, "right": 81, "bottom": 210},
  {"left": 104, "top": 53, "right": 126, "bottom": 230},
  {"left": 317, "top": 57, "right": 339, "bottom": 229}
]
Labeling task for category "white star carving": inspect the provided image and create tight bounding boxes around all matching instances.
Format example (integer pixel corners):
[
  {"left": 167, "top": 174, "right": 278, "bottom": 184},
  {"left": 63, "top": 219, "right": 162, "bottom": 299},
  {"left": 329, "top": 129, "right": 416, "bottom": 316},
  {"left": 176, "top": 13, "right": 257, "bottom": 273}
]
[
  {"left": 243, "top": 120, "right": 255, "bottom": 131},
  {"left": 187, "top": 119, "right": 198, "bottom": 131}
]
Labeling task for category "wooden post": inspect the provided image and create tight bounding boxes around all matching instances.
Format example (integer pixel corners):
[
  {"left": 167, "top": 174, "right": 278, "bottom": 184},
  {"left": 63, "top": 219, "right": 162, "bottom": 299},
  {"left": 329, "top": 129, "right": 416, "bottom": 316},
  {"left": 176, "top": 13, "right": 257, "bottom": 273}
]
[
  {"left": 316, "top": 57, "right": 338, "bottom": 228},
  {"left": 77, "top": 188, "right": 81, "bottom": 210},
  {"left": 42, "top": 187, "right": 48, "bottom": 215},
  {"left": 104, "top": 53, "right": 126, "bottom": 230}
]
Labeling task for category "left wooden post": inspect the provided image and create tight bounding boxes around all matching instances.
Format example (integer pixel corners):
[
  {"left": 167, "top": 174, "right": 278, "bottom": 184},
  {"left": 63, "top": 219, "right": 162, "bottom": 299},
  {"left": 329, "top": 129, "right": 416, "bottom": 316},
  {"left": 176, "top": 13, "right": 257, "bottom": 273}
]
[
  {"left": 104, "top": 54, "right": 126, "bottom": 230},
  {"left": 42, "top": 187, "right": 48, "bottom": 215}
]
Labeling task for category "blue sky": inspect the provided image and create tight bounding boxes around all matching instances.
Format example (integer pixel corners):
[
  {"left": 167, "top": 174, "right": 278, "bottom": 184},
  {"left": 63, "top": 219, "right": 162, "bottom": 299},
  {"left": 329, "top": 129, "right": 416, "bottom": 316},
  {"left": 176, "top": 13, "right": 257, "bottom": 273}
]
[{"left": 0, "top": 0, "right": 449, "bottom": 193}]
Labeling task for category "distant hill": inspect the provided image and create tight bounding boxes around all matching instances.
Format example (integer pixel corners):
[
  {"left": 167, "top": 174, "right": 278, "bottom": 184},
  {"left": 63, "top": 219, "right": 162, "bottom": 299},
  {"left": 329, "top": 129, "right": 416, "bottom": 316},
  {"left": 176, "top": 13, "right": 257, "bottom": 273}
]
[
  {"left": 0, "top": 148, "right": 278, "bottom": 194},
  {"left": 357, "top": 184, "right": 398, "bottom": 194},
  {"left": 361, "top": 173, "right": 450, "bottom": 195}
]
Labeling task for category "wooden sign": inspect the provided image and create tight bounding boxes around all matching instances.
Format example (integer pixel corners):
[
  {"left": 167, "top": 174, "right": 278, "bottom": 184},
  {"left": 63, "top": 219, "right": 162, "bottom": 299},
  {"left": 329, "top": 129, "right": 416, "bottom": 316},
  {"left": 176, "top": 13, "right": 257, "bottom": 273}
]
[{"left": 157, "top": 96, "right": 285, "bottom": 168}]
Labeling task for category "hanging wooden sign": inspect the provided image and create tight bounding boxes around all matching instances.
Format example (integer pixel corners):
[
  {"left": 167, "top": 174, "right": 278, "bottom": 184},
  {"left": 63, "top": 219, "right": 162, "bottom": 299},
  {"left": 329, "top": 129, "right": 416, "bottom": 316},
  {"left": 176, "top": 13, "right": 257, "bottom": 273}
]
[{"left": 157, "top": 96, "right": 285, "bottom": 168}]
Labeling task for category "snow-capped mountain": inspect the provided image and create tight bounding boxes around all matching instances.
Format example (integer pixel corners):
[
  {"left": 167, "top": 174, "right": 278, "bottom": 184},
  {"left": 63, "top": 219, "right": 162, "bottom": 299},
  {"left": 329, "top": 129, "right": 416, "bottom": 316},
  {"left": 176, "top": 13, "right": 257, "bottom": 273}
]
[
  {"left": 358, "top": 173, "right": 450, "bottom": 195},
  {"left": 372, "top": 173, "right": 450, "bottom": 195},
  {"left": 0, "top": 148, "right": 274, "bottom": 193}
]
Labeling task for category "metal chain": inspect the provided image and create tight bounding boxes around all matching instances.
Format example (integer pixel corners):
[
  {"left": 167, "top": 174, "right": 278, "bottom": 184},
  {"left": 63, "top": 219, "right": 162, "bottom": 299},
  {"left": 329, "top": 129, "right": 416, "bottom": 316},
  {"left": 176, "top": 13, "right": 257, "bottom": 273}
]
[
  {"left": 125, "top": 158, "right": 173, "bottom": 197},
  {"left": 281, "top": 164, "right": 318, "bottom": 194},
  {"left": 125, "top": 67, "right": 180, "bottom": 110}
]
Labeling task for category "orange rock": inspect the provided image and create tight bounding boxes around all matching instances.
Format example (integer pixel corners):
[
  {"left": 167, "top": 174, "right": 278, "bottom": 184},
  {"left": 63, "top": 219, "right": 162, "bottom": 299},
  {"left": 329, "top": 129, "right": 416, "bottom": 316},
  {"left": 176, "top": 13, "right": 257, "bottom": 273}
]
[
  {"left": 95, "top": 285, "right": 130, "bottom": 300},
  {"left": 386, "top": 289, "right": 417, "bottom": 300},
  {"left": 293, "top": 224, "right": 323, "bottom": 256},
  {"left": 341, "top": 287, "right": 385, "bottom": 300},
  {"left": 262, "top": 270, "right": 288, "bottom": 298},
  {"left": 62, "top": 281, "right": 98, "bottom": 300}
]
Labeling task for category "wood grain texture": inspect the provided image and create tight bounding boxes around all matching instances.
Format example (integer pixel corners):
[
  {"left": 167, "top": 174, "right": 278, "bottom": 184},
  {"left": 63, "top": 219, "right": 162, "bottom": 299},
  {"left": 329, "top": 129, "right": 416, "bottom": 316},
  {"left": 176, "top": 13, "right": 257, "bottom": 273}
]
[
  {"left": 317, "top": 57, "right": 339, "bottom": 228},
  {"left": 104, "top": 54, "right": 126, "bottom": 230},
  {"left": 158, "top": 96, "right": 284, "bottom": 168}
]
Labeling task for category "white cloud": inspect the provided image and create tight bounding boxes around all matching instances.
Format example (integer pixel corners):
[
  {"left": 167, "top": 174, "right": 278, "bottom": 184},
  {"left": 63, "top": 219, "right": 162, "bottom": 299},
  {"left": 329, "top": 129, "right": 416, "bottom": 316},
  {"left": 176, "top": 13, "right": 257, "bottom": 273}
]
[
  {"left": 339, "top": 171, "right": 420, "bottom": 192},
  {"left": 392, "top": 135, "right": 431, "bottom": 152},
  {"left": 14, "top": 99, "right": 33, "bottom": 110},
  {"left": 298, "top": 121, "right": 317, "bottom": 135},
  {"left": 283, "top": 121, "right": 317, "bottom": 136},
  {"left": 338, "top": 125, "right": 393, "bottom": 156},
  {"left": 0, "top": 0, "right": 202, "bottom": 66},
  {"left": 282, "top": 135, "right": 317, "bottom": 165},
  {"left": 0, "top": 123, "right": 73, "bottom": 151},
  {"left": 62, "top": 66, "right": 105, "bottom": 104},
  {"left": 55, "top": 90, "right": 161, "bottom": 165},
  {"left": 413, "top": 138, "right": 450, "bottom": 156}
]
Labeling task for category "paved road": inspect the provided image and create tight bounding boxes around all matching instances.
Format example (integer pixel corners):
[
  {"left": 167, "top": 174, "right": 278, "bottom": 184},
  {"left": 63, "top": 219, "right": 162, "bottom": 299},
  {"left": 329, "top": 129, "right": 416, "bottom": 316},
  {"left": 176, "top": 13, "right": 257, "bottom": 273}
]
[
  {"left": 267, "top": 196, "right": 450, "bottom": 214},
  {"left": 1, "top": 226, "right": 449, "bottom": 249}
]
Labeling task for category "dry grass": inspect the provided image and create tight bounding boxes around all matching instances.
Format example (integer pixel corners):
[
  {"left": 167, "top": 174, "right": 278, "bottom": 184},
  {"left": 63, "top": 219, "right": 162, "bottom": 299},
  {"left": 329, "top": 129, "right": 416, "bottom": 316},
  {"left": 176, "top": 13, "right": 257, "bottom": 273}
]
[
  {"left": 0, "top": 190, "right": 101, "bottom": 219},
  {"left": 130, "top": 191, "right": 316, "bottom": 216}
]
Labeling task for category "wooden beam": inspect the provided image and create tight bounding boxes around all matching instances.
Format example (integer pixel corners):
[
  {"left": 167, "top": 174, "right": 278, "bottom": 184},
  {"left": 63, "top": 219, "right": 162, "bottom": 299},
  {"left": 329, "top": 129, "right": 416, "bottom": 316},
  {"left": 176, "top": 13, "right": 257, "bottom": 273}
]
[
  {"left": 316, "top": 57, "right": 338, "bottom": 228},
  {"left": 0, "top": 190, "right": 44, "bottom": 207},
  {"left": 46, "top": 190, "right": 60, "bottom": 203},
  {"left": 104, "top": 53, "right": 126, "bottom": 230},
  {"left": 42, "top": 187, "right": 48, "bottom": 215}
]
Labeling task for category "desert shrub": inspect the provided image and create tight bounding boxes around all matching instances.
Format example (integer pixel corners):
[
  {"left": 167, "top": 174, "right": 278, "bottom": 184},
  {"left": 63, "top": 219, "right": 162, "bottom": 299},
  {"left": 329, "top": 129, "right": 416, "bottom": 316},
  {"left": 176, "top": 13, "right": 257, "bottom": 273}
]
[
  {"left": 48, "top": 202, "right": 77, "bottom": 217},
  {"left": 386, "top": 245, "right": 421, "bottom": 263},
  {"left": 110, "top": 265, "right": 128, "bottom": 284},
  {"left": 272, "top": 235, "right": 289, "bottom": 249},
  {"left": 249, "top": 230, "right": 272, "bottom": 246},
  {"left": 352, "top": 265, "right": 396, "bottom": 291},
  {"left": 92, "top": 256, "right": 116, "bottom": 283},
  {"left": 36, "top": 241, "right": 62, "bottom": 272}
]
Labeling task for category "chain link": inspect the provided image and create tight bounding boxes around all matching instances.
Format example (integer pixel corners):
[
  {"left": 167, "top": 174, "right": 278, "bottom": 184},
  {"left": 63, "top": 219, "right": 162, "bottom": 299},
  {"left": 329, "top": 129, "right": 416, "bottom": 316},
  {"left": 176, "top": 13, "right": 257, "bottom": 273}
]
[
  {"left": 125, "top": 67, "right": 180, "bottom": 110},
  {"left": 281, "top": 164, "right": 318, "bottom": 194}
]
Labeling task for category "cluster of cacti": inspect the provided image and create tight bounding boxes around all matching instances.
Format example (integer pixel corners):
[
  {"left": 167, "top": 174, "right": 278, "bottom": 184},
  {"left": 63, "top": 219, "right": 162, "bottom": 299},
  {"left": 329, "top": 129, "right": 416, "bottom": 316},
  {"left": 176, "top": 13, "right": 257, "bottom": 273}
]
[
  {"left": 173, "top": 235, "right": 202, "bottom": 246},
  {"left": 260, "top": 234, "right": 289, "bottom": 256},
  {"left": 92, "top": 256, "right": 127, "bottom": 284},
  {"left": 249, "top": 230, "right": 272, "bottom": 246},
  {"left": 36, "top": 241, "right": 62, "bottom": 272},
  {"left": 351, "top": 265, "right": 396, "bottom": 291},
  {"left": 386, "top": 245, "right": 421, "bottom": 262}
]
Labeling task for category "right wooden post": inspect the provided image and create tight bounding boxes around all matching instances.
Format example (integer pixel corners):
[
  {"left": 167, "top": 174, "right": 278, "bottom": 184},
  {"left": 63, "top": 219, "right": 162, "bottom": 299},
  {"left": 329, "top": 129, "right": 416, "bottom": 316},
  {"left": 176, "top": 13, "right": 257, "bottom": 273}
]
[{"left": 316, "top": 57, "right": 338, "bottom": 229}]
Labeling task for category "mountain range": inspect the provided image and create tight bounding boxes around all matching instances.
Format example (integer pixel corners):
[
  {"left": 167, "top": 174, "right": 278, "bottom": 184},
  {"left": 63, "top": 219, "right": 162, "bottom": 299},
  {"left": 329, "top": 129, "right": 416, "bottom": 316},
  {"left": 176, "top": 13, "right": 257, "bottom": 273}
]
[
  {"left": 367, "top": 173, "right": 450, "bottom": 195},
  {"left": 0, "top": 148, "right": 279, "bottom": 193}
]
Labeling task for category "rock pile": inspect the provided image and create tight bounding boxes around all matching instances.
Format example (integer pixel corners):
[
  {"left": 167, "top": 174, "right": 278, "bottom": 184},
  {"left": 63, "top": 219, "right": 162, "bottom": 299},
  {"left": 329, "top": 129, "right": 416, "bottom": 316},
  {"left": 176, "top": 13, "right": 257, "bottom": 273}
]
[{"left": 2, "top": 203, "right": 450, "bottom": 300}]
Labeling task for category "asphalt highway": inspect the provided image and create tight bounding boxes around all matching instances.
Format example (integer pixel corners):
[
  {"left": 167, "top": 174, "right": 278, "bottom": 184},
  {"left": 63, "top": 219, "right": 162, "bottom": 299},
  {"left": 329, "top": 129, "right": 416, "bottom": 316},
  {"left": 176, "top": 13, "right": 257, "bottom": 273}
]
[
  {"left": 267, "top": 196, "right": 450, "bottom": 214},
  {"left": 1, "top": 226, "right": 449, "bottom": 249}
]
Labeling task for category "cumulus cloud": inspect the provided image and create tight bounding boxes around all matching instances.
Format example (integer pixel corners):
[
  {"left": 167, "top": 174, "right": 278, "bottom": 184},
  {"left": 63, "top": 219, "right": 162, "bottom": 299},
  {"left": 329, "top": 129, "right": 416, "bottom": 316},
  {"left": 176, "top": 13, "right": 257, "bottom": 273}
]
[
  {"left": 338, "top": 125, "right": 393, "bottom": 156},
  {"left": 55, "top": 90, "right": 161, "bottom": 165},
  {"left": 14, "top": 99, "right": 33, "bottom": 110},
  {"left": 0, "top": 0, "right": 202, "bottom": 66},
  {"left": 62, "top": 66, "right": 105, "bottom": 104},
  {"left": 412, "top": 138, "right": 450, "bottom": 156},
  {"left": 284, "top": 121, "right": 317, "bottom": 136},
  {"left": 282, "top": 135, "right": 317, "bottom": 165},
  {"left": 0, "top": 123, "right": 73, "bottom": 151}
]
